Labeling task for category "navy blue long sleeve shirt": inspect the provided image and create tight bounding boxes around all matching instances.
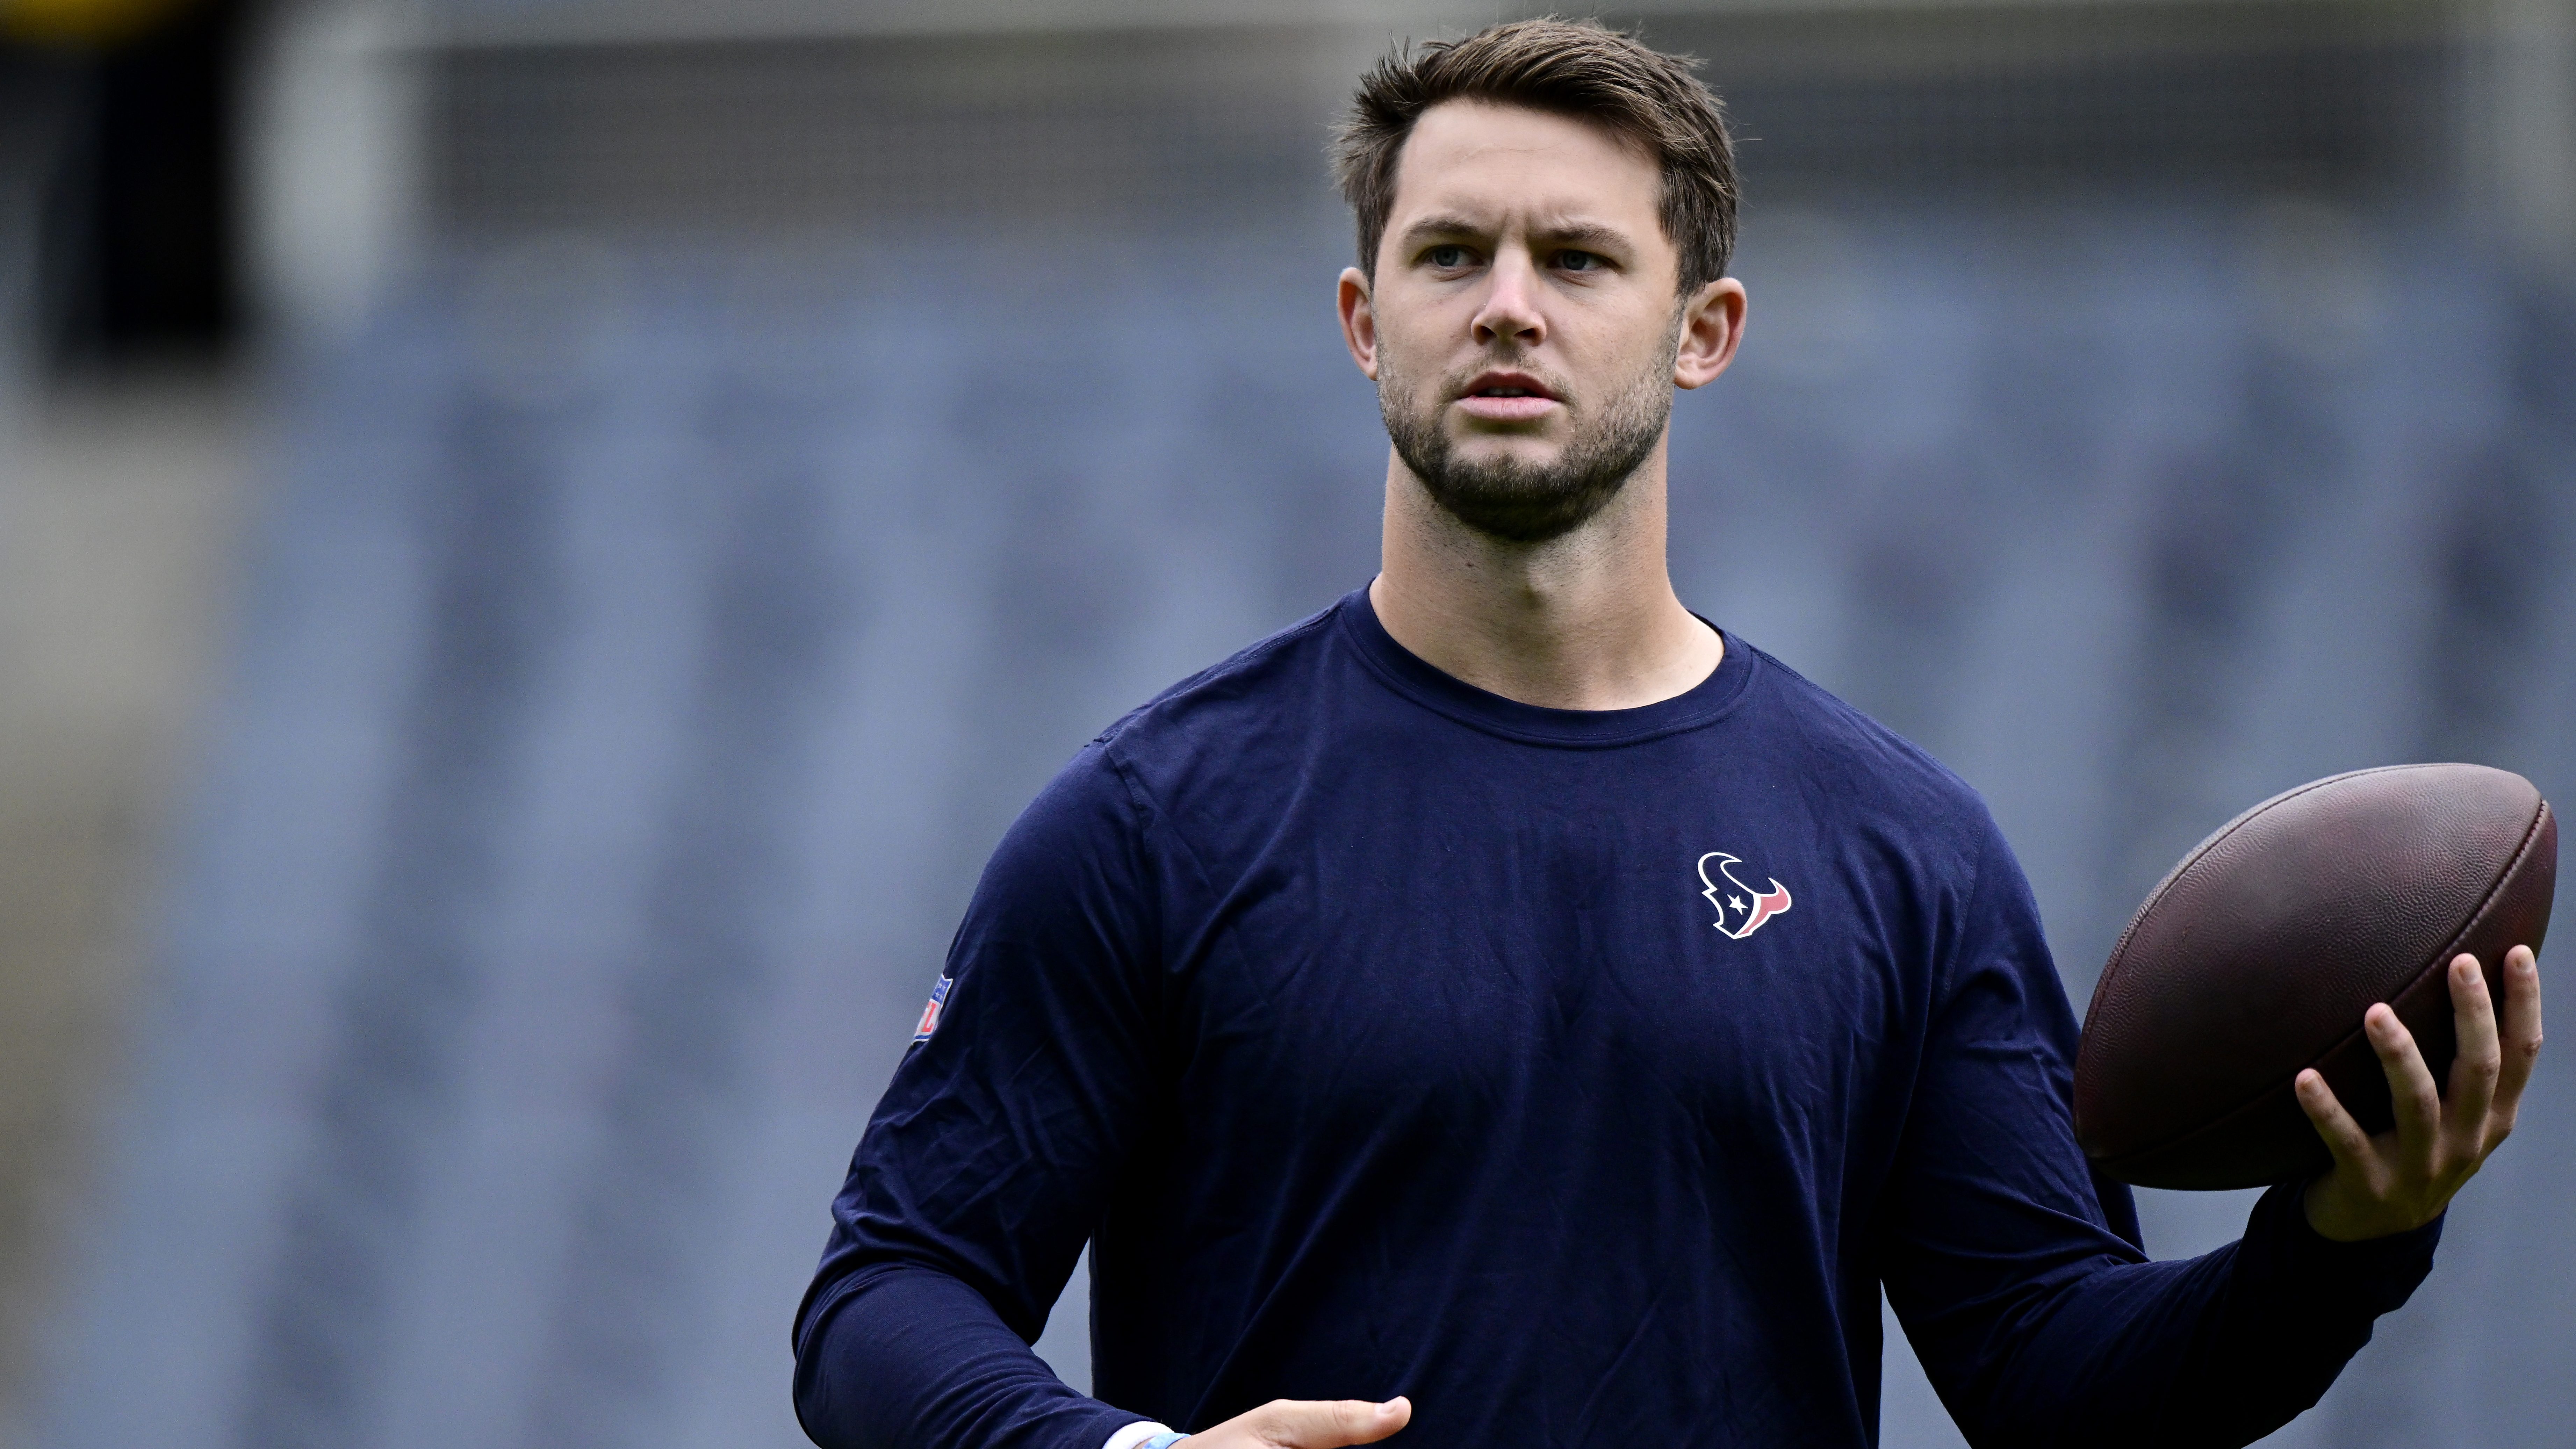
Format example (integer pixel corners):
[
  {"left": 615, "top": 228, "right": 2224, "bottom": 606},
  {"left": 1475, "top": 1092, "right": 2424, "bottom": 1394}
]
[{"left": 794, "top": 588, "right": 2438, "bottom": 1449}]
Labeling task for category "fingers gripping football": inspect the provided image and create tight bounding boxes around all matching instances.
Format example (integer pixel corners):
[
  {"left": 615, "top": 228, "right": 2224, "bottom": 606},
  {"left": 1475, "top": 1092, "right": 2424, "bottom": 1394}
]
[
  {"left": 2297, "top": 946, "right": 2543, "bottom": 1241},
  {"left": 1181, "top": 1397, "right": 1412, "bottom": 1449}
]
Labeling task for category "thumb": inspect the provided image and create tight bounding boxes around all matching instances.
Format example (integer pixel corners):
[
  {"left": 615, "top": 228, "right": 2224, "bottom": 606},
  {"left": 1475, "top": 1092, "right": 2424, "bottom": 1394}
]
[{"left": 1253, "top": 1396, "right": 1411, "bottom": 1448}]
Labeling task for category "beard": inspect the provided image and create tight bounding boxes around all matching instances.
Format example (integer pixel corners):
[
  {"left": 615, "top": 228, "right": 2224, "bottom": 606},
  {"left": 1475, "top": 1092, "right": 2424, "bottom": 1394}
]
[{"left": 1377, "top": 333, "right": 1676, "bottom": 545}]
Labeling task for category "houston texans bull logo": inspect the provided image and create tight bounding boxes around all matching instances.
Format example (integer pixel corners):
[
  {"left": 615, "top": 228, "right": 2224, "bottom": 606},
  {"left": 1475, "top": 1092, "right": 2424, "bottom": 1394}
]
[{"left": 1697, "top": 851, "right": 1792, "bottom": 939}]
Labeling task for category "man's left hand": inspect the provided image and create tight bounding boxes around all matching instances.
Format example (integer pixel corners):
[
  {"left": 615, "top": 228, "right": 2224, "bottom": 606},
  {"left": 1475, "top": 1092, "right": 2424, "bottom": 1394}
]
[{"left": 2294, "top": 945, "right": 2542, "bottom": 1242}]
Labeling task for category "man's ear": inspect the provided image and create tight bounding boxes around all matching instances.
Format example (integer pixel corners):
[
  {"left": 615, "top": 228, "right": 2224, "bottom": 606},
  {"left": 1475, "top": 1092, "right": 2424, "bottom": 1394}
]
[
  {"left": 1338, "top": 266, "right": 1380, "bottom": 382},
  {"left": 1673, "top": 276, "right": 1746, "bottom": 390}
]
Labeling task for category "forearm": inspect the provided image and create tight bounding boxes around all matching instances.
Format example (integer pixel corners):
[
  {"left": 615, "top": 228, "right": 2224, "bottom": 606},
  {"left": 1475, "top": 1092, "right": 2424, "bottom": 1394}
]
[
  {"left": 1955, "top": 1182, "right": 2440, "bottom": 1449},
  {"left": 794, "top": 1262, "right": 1145, "bottom": 1449}
]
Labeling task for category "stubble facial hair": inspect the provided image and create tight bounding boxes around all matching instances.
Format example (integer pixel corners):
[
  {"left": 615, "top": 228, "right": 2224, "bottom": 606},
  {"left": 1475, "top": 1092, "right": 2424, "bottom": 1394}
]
[{"left": 1377, "top": 324, "right": 1679, "bottom": 545}]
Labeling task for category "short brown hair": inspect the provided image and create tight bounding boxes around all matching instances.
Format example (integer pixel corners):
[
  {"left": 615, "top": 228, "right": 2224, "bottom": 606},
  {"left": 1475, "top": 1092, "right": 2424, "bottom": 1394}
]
[{"left": 1331, "top": 17, "right": 1739, "bottom": 296}]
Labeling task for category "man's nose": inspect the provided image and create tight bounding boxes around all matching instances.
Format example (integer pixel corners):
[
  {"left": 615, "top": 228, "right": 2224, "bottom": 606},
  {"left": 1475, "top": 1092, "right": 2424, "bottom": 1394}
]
[{"left": 1470, "top": 252, "right": 1546, "bottom": 348}]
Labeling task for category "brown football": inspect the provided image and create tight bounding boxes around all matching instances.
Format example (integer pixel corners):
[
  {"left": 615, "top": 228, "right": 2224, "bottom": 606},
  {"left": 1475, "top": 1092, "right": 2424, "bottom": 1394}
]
[{"left": 2074, "top": 764, "right": 2556, "bottom": 1190}]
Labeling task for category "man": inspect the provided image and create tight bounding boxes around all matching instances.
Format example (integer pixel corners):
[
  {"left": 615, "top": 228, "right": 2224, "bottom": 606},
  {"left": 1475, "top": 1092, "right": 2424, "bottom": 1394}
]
[{"left": 794, "top": 20, "right": 2543, "bottom": 1449}]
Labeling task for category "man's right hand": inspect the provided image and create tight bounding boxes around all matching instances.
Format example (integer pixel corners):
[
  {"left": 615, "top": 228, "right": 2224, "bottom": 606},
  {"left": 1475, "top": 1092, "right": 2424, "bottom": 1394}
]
[{"left": 1179, "top": 1396, "right": 1411, "bottom": 1449}]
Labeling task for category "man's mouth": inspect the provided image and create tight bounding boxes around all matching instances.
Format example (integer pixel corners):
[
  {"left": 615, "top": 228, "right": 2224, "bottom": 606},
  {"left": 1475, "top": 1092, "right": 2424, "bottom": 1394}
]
[{"left": 1455, "top": 371, "right": 1561, "bottom": 423}]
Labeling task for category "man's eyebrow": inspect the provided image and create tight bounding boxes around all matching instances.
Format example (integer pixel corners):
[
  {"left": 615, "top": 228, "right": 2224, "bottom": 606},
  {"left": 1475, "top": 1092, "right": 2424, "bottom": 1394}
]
[
  {"left": 1391, "top": 214, "right": 1639, "bottom": 253},
  {"left": 1394, "top": 213, "right": 1487, "bottom": 248},
  {"left": 1538, "top": 221, "right": 1634, "bottom": 253}
]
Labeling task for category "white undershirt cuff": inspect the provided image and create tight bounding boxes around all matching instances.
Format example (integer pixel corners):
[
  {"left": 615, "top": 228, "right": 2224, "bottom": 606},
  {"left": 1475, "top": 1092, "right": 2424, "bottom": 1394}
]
[{"left": 1102, "top": 1420, "right": 1177, "bottom": 1449}]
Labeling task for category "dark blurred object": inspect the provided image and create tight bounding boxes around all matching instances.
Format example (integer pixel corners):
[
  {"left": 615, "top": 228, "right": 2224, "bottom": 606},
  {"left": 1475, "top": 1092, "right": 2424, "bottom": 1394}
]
[
  {"left": 3, "top": 0, "right": 199, "bottom": 46},
  {"left": 5, "top": 0, "right": 246, "bottom": 369}
]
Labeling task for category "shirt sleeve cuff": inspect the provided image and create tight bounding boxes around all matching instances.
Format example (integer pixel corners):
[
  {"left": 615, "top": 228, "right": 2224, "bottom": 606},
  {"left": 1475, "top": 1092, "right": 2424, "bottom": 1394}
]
[
  {"left": 2242, "top": 1177, "right": 2443, "bottom": 1318},
  {"left": 1103, "top": 1420, "right": 1179, "bottom": 1449}
]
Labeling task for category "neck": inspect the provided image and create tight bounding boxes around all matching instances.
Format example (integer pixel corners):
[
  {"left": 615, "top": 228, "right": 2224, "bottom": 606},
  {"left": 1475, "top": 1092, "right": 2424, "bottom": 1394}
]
[{"left": 1368, "top": 436, "right": 1721, "bottom": 711}]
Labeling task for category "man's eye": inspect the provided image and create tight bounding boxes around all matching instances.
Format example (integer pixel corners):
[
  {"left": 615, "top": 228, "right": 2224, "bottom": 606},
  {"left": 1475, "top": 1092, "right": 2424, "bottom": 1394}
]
[
  {"left": 1557, "top": 250, "right": 1602, "bottom": 272},
  {"left": 1426, "top": 245, "right": 1474, "bottom": 269}
]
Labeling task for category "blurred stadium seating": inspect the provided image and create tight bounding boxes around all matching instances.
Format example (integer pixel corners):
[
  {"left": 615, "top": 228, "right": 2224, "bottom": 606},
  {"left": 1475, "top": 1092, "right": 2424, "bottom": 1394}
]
[{"left": 5, "top": 2, "right": 2573, "bottom": 1448}]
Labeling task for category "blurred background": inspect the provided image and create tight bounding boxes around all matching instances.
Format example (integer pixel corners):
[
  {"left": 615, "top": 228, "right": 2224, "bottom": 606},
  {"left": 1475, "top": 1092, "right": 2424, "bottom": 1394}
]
[{"left": 1, "top": 0, "right": 2570, "bottom": 1446}]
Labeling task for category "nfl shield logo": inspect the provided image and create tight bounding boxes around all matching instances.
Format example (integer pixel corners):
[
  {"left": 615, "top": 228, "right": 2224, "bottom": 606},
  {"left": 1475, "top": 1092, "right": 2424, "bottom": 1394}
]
[{"left": 912, "top": 975, "right": 952, "bottom": 1044}]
